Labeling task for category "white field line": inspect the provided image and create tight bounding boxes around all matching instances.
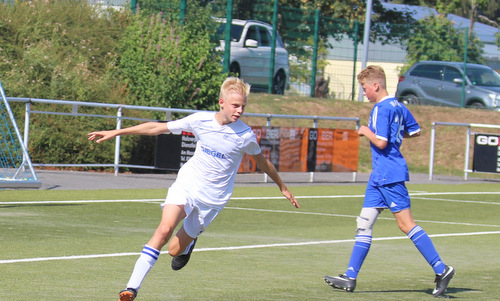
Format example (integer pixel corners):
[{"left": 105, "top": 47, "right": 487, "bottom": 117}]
[
  {"left": 0, "top": 191, "right": 499, "bottom": 206},
  {"left": 411, "top": 196, "right": 500, "bottom": 205},
  {"left": 409, "top": 192, "right": 500, "bottom": 196},
  {"left": 223, "top": 207, "right": 500, "bottom": 228},
  {"left": 1, "top": 192, "right": 498, "bottom": 229},
  {"left": 1, "top": 230, "right": 500, "bottom": 265},
  {"left": 0, "top": 199, "right": 165, "bottom": 205}
]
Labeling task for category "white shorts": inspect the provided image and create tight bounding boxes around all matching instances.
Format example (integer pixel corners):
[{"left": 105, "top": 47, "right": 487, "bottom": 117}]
[{"left": 162, "top": 185, "right": 220, "bottom": 238}]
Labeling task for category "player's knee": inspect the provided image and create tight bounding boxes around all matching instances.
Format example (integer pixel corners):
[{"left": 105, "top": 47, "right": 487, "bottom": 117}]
[
  {"left": 355, "top": 208, "right": 379, "bottom": 236},
  {"left": 157, "top": 223, "right": 175, "bottom": 237},
  {"left": 356, "top": 224, "right": 372, "bottom": 236},
  {"left": 152, "top": 224, "right": 175, "bottom": 248}
]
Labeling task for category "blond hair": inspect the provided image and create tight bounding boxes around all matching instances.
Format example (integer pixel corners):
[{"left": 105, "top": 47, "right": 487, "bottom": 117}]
[
  {"left": 357, "top": 65, "right": 387, "bottom": 89},
  {"left": 220, "top": 77, "right": 251, "bottom": 100}
]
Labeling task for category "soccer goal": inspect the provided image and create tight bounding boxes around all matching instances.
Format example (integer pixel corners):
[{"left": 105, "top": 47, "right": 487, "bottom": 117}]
[{"left": 0, "top": 80, "right": 41, "bottom": 188}]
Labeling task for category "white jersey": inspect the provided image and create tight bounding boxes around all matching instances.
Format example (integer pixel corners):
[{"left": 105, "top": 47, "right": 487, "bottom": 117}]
[{"left": 166, "top": 111, "right": 261, "bottom": 210}]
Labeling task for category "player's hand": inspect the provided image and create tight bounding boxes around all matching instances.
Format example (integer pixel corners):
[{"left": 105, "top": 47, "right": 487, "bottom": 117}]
[
  {"left": 88, "top": 130, "right": 116, "bottom": 143},
  {"left": 282, "top": 189, "right": 300, "bottom": 208},
  {"left": 358, "top": 125, "right": 369, "bottom": 137}
]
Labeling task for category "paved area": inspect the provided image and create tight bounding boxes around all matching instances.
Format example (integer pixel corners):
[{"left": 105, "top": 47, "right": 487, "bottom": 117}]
[{"left": 30, "top": 169, "right": 499, "bottom": 190}]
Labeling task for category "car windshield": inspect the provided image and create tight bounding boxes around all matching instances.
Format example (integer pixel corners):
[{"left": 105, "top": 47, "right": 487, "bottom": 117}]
[
  {"left": 217, "top": 23, "right": 244, "bottom": 42},
  {"left": 466, "top": 67, "right": 500, "bottom": 87}
]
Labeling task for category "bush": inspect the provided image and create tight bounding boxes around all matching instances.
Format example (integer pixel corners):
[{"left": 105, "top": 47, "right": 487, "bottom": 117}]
[
  {"left": 1, "top": 0, "right": 228, "bottom": 169},
  {"left": 402, "top": 15, "right": 484, "bottom": 73},
  {"left": 0, "top": 0, "right": 130, "bottom": 102},
  {"left": 118, "top": 1, "right": 226, "bottom": 112}
]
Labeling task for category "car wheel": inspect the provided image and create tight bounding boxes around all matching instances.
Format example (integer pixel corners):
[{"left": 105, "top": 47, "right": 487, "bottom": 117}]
[
  {"left": 229, "top": 63, "right": 240, "bottom": 78},
  {"left": 272, "top": 71, "right": 286, "bottom": 95},
  {"left": 468, "top": 101, "right": 485, "bottom": 109},
  {"left": 402, "top": 93, "right": 419, "bottom": 105}
]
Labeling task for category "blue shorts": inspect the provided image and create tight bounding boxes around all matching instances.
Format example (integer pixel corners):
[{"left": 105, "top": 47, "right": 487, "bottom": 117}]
[{"left": 363, "top": 182, "right": 411, "bottom": 213}]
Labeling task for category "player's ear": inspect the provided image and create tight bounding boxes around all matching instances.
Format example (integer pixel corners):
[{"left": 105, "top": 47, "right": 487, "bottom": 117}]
[{"left": 219, "top": 98, "right": 224, "bottom": 107}]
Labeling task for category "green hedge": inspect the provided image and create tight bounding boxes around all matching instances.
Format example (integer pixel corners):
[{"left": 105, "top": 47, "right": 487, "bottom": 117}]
[{"left": 1, "top": 0, "right": 225, "bottom": 170}]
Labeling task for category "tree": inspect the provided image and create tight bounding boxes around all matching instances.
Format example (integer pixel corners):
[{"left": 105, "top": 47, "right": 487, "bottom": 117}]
[
  {"left": 402, "top": 14, "right": 484, "bottom": 73},
  {"left": 394, "top": 0, "right": 497, "bottom": 30},
  {"left": 208, "top": 0, "right": 416, "bottom": 87},
  {"left": 454, "top": 0, "right": 491, "bottom": 38},
  {"left": 0, "top": 0, "right": 130, "bottom": 102},
  {"left": 118, "top": 0, "right": 226, "bottom": 112},
  {"left": 280, "top": 0, "right": 417, "bottom": 85}
]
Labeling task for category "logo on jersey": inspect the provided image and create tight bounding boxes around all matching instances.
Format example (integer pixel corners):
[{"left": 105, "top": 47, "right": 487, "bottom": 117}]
[
  {"left": 201, "top": 146, "right": 227, "bottom": 159},
  {"left": 390, "top": 99, "right": 400, "bottom": 107},
  {"left": 223, "top": 133, "right": 243, "bottom": 144}
]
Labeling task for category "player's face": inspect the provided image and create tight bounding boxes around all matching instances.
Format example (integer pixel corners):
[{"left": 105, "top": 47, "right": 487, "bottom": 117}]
[
  {"left": 361, "top": 82, "right": 378, "bottom": 103},
  {"left": 218, "top": 92, "right": 247, "bottom": 125}
]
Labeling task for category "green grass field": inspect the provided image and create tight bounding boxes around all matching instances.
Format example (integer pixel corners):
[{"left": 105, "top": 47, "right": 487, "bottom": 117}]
[{"left": 1, "top": 183, "right": 499, "bottom": 300}]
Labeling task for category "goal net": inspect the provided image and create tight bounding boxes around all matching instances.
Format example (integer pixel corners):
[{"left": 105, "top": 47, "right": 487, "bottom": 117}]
[{"left": 0, "top": 80, "right": 41, "bottom": 188}]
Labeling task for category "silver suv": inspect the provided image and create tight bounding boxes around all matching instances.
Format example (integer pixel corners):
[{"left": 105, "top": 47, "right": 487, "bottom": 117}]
[
  {"left": 395, "top": 61, "right": 500, "bottom": 110},
  {"left": 216, "top": 19, "right": 289, "bottom": 94}
]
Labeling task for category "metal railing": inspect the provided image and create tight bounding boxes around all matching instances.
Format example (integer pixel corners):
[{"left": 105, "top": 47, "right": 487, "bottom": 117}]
[
  {"left": 429, "top": 122, "right": 500, "bottom": 180},
  {"left": 7, "top": 97, "right": 360, "bottom": 180}
]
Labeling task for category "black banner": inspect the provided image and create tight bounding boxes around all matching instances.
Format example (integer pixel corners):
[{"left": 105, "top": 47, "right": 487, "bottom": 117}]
[
  {"left": 155, "top": 131, "right": 196, "bottom": 170},
  {"left": 472, "top": 133, "right": 500, "bottom": 173},
  {"left": 306, "top": 128, "right": 318, "bottom": 172}
]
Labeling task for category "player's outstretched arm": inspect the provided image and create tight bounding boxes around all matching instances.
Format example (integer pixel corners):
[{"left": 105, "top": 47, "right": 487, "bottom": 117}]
[
  {"left": 88, "top": 122, "right": 170, "bottom": 143},
  {"left": 252, "top": 153, "right": 300, "bottom": 208}
]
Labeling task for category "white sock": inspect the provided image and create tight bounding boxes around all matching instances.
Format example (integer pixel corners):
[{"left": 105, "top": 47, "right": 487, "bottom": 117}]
[{"left": 126, "top": 245, "right": 160, "bottom": 290}]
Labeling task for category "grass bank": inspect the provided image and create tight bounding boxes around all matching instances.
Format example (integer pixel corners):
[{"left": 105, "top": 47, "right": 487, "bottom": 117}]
[{"left": 245, "top": 93, "right": 500, "bottom": 177}]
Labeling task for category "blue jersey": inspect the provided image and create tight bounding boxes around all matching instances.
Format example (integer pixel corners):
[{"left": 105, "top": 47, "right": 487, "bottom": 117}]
[{"left": 367, "top": 96, "right": 420, "bottom": 186}]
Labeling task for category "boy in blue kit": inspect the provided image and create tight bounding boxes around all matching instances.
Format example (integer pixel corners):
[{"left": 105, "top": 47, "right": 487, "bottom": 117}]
[{"left": 324, "top": 66, "right": 454, "bottom": 297}]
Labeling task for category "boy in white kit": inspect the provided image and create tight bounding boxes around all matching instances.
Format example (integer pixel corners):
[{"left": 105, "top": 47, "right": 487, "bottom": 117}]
[{"left": 88, "top": 77, "right": 300, "bottom": 301}]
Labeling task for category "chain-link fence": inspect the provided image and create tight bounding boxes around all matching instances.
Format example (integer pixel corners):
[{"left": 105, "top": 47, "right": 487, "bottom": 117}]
[
  {"left": 3, "top": 0, "right": 498, "bottom": 101},
  {"left": 131, "top": 0, "right": 497, "bottom": 101}
]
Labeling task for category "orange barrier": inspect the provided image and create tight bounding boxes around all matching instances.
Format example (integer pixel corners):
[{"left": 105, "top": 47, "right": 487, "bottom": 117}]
[
  {"left": 156, "top": 126, "right": 359, "bottom": 173},
  {"left": 238, "top": 126, "right": 359, "bottom": 173}
]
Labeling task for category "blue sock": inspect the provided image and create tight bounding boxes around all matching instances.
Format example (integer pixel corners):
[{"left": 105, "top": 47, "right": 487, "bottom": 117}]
[
  {"left": 345, "top": 235, "right": 372, "bottom": 279},
  {"left": 408, "top": 225, "right": 446, "bottom": 274}
]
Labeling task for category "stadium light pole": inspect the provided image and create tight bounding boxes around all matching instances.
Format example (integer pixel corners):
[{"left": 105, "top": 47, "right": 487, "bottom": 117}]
[{"left": 357, "top": 0, "right": 373, "bottom": 102}]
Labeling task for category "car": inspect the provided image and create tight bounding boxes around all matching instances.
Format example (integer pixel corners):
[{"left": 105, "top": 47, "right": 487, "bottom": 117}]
[
  {"left": 395, "top": 61, "right": 500, "bottom": 110},
  {"left": 216, "top": 18, "right": 289, "bottom": 94}
]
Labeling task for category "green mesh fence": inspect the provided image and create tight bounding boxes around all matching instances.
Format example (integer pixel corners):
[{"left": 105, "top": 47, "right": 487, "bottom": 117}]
[{"left": 140, "top": 0, "right": 491, "bottom": 100}]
